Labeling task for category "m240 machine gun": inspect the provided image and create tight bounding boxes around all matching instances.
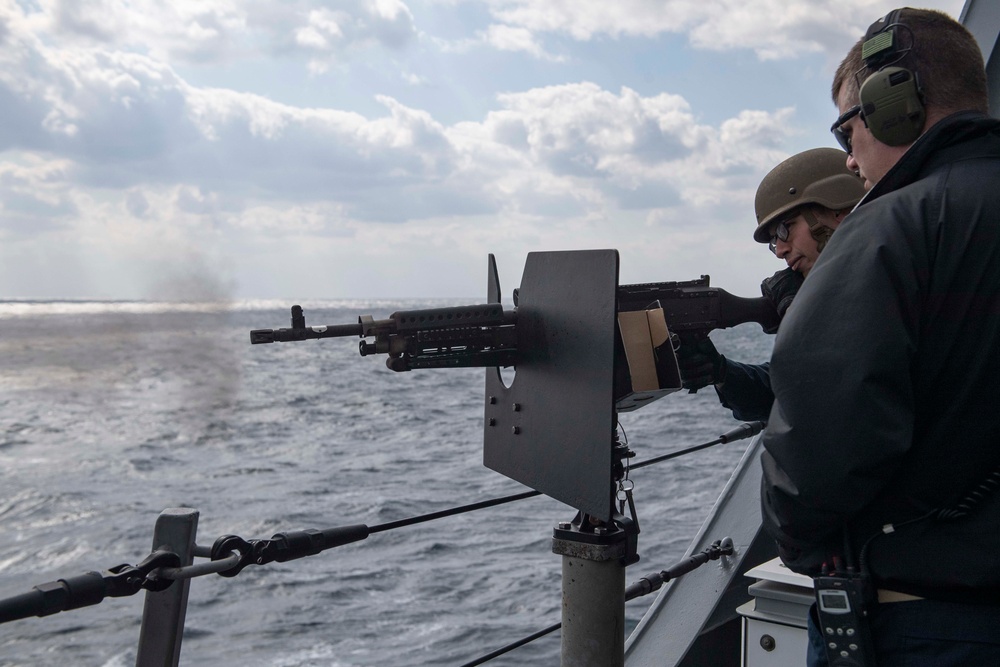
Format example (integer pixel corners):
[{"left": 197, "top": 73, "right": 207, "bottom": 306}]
[
  {"left": 250, "top": 250, "right": 777, "bottom": 522},
  {"left": 250, "top": 274, "right": 778, "bottom": 374}
]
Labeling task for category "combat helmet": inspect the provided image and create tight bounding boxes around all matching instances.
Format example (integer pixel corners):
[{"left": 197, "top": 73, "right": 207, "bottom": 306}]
[{"left": 752, "top": 147, "right": 866, "bottom": 248}]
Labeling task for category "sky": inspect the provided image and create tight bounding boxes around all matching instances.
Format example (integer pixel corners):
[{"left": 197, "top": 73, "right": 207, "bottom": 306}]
[{"left": 0, "top": 0, "right": 969, "bottom": 301}]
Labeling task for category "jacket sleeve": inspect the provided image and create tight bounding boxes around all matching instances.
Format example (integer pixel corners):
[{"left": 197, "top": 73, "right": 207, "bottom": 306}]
[
  {"left": 759, "top": 197, "right": 924, "bottom": 573},
  {"left": 715, "top": 359, "right": 773, "bottom": 422}
]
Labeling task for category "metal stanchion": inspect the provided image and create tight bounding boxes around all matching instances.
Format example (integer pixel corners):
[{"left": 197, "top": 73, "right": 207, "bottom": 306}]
[
  {"left": 553, "top": 517, "right": 629, "bottom": 667},
  {"left": 136, "top": 508, "right": 199, "bottom": 667}
]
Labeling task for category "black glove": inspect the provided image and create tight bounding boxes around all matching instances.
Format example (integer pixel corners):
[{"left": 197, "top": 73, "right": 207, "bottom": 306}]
[
  {"left": 675, "top": 337, "right": 726, "bottom": 393},
  {"left": 760, "top": 268, "right": 804, "bottom": 333}
]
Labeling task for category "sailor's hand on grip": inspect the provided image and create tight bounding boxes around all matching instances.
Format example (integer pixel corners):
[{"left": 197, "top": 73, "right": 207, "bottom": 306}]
[
  {"left": 675, "top": 337, "right": 725, "bottom": 393},
  {"left": 760, "top": 268, "right": 804, "bottom": 333}
]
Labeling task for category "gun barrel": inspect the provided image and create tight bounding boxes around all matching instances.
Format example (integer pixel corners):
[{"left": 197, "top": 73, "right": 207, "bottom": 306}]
[{"left": 250, "top": 322, "right": 363, "bottom": 344}]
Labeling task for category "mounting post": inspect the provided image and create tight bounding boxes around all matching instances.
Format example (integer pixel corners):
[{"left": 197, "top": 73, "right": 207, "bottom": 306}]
[
  {"left": 136, "top": 508, "right": 198, "bottom": 667},
  {"left": 553, "top": 516, "right": 630, "bottom": 667}
]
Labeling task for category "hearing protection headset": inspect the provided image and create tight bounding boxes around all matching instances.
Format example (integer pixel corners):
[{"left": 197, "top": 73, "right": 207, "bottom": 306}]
[{"left": 858, "top": 8, "right": 926, "bottom": 146}]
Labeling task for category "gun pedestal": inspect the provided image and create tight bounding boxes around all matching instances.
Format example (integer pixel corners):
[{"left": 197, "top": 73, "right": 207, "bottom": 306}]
[{"left": 553, "top": 515, "right": 631, "bottom": 667}]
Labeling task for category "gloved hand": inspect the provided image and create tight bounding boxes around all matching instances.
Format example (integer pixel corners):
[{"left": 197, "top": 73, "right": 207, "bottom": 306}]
[
  {"left": 675, "top": 337, "right": 726, "bottom": 393},
  {"left": 760, "top": 268, "right": 804, "bottom": 333}
]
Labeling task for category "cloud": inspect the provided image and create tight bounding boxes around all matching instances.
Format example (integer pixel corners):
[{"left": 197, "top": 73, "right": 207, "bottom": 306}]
[
  {"left": 286, "top": 1, "right": 418, "bottom": 73},
  {"left": 20, "top": 0, "right": 418, "bottom": 69},
  {"left": 0, "top": 155, "right": 77, "bottom": 236},
  {"left": 4, "top": 3, "right": 797, "bottom": 228},
  {"left": 479, "top": 23, "right": 565, "bottom": 61},
  {"left": 125, "top": 189, "right": 150, "bottom": 217},
  {"left": 35, "top": 0, "right": 247, "bottom": 63},
  {"left": 463, "top": 83, "right": 794, "bottom": 213},
  {"left": 477, "top": 0, "right": 966, "bottom": 61},
  {"left": 0, "top": 16, "right": 444, "bottom": 198},
  {"left": 2, "top": 0, "right": 862, "bottom": 299},
  {"left": 12, "top": 0, "right": 967, "bottom": 77},
  {"left": 365, "top": 0, "right": 418, "bottom": 49},
  {"left": 0, "top": 10, "right": 797, "bottom": 226},
  {"left": 463, "top": 83, "right": 703, "bottom": 214}
]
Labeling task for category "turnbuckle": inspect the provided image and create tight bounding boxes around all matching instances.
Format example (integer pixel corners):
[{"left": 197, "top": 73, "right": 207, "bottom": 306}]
[
  {"left": 210, "top": 535, "right": 260, "bottom": 578},
  {"left": 210, "top": 525, "right": 372, "bottom": 577},
  {"left": 104, "top": 549, "right": 183, "bottom": 597}
]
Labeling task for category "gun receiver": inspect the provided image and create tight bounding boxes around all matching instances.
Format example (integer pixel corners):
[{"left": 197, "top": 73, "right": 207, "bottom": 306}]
[
  {"left": 250, "top": 303, "right": 518, "bottom": 372},
  {"left": 617, "top": 275, "right": 779, "bottom": 340}
]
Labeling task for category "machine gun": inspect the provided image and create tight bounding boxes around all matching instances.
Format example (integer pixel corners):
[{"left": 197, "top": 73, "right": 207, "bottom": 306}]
[{"left": 250, "top": 275, "right": 779, "bottom": 372}]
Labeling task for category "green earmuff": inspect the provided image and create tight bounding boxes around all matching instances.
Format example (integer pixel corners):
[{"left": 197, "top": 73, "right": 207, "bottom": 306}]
[
  {"left": 859, "top": 66, "right": 925, "bottom": 146},
  {"left": 858, "top": 9, "right": 926, "bottom": 147}
]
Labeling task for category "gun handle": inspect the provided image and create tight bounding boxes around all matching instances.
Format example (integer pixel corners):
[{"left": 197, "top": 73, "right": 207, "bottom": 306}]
[{"left": 715, "top": 291, "right": 780, "bottom": 333}]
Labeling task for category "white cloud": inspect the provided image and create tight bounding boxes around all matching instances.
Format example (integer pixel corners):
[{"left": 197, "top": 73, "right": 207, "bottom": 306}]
[
  {"left": 295, "top": 10, "right": 345, "bottom": 51},
  {"left": 18, "top": 0, "right": 418, "bottom": 68},
  {"left": 7, "top": 4, "right": 799, "bottom": 224},
  {"left": 0, "top": 154, "right": 77, "bottom": 236},
  {"left": 0, "top": 15, "right": 799, "bottom": 295},
  {"left": 290, "top": 2, "right": 417, "bottom": 72},
  {"left": 9, "top": 0, "right": 969, "bottom": 76},
  {"left": 0, "top": 0, "right": 971, "bottom": 299},
  {"left": 35, "top": 0, "right": 247, "bottom": 63},
  {"left": 478, "top": 0, "right": 967, "bottom": 60},
  {"left": 364, "top": 0, "right": 417, "bottom": 47},
  {"left": 480, "top": 23, "right": 564, "bottom": 61},
  {"left": 0, "top": 28, "right": 790, "bottom": 237}
]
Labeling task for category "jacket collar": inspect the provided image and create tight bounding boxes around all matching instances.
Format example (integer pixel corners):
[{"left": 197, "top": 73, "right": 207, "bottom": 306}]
[{"left": 858, "top": 111, "right": 1000, "bottom": 207}]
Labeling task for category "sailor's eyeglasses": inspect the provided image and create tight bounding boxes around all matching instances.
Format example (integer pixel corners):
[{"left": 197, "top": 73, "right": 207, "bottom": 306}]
[
  {"left": 831, "top": 105, "right": 863, "bottom": 154},
  {"left": 768, "top": 216, "right": 797, "bottom": 254}
]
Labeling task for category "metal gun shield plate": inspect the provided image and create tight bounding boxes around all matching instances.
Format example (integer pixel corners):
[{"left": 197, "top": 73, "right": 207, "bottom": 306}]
[{"left": 484, "top": 249, "right": 619, "bottom": 522}]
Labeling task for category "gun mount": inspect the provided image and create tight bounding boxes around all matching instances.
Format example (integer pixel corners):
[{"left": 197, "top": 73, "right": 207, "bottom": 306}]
[{"left": 250, "top": 250, "right": 779, "bottom": 521}]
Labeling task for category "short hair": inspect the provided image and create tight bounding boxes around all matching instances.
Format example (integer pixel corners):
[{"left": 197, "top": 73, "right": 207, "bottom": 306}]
[{"left": 832, "top": 8, "right": 988, "bottom": 115}]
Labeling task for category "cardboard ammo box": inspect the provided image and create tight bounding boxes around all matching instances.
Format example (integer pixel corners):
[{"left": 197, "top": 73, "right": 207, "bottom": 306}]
[{"left": 614, "top": 306, "right": 683, "bottom": 412}]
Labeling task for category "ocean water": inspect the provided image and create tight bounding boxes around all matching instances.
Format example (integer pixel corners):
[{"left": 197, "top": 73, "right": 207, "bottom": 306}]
[{"left": 0, "top": 300, "right": 773, "bottom": 667}]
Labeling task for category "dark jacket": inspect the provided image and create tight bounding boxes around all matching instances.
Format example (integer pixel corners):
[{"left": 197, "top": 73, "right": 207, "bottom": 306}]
[
  {"left": 760, "top": 112, "right": 1000, "bottom": 603},
  {"left": 716, "top": 359, "right": 773, "bottom": 422}
]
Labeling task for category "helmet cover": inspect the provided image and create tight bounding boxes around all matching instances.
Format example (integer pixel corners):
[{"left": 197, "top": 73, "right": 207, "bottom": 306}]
[{"left": 753, "top": 148, "right": 865, "bottom": 244}]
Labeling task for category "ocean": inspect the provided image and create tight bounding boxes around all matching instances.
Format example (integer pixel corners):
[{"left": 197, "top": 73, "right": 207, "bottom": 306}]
[{"left": 0, "top": 299, "right": 773, "bottom": 667}]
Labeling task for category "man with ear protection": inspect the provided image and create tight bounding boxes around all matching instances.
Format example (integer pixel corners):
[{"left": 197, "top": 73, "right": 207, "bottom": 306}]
[
  {"left": 676, "top": 148, "right": 864, "bottom": 422},
  {"left": 760, "top": 8, "right": 1000, "bottom": 666}
]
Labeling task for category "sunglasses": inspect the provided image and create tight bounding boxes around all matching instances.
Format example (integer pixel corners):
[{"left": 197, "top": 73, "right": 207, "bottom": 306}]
[
  {"left": 768, "top": 215, "right": 797, "bottom": 254},
  {"left": 830, "top": 105, "right": 863, "bottom": 154}
]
